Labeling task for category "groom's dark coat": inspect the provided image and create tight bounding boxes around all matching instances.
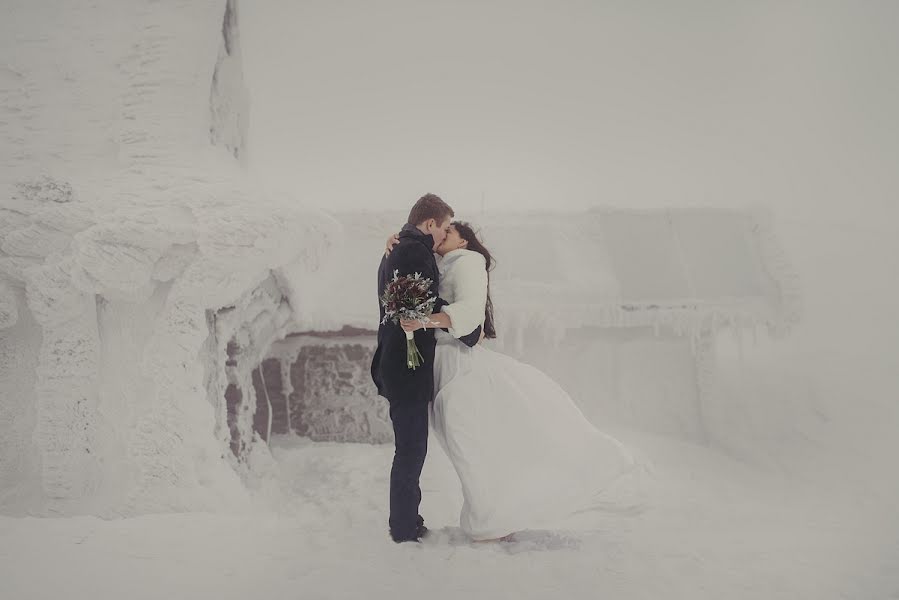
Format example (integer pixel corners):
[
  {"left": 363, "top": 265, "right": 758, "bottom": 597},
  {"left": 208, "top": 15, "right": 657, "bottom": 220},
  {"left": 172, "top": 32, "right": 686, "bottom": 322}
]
[
  {"left": 370, "top": 223, "right": 481, "bottom": 541},
  {"left": 371, "top": 224, "right": 481, "bottom": 403}
]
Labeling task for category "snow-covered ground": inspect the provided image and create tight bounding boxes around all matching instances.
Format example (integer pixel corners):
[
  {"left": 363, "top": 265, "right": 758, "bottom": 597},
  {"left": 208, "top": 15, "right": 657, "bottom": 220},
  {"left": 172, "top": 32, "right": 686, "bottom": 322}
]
[{"left": 2, "top": 430, "right": 896, "bottom": 600}]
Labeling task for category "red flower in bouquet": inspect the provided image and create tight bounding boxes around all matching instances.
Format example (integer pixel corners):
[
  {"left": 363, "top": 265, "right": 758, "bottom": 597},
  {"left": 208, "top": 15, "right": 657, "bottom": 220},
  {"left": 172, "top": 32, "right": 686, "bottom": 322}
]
[{"left": 380, "top": 270, "right": 438, "bottom": 369}]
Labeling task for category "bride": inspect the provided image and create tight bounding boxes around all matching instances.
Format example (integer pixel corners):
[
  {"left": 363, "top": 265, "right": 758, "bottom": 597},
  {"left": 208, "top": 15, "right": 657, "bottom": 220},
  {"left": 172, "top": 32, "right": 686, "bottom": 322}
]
[{"left": 388, "top": 222, "right": 636, "bottom": 542}]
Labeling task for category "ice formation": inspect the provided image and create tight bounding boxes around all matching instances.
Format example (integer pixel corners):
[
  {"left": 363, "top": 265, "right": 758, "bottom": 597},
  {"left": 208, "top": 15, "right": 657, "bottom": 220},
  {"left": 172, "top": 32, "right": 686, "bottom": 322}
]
[{"left": 0, "top": 0, "right": 340, "bottom": 515}]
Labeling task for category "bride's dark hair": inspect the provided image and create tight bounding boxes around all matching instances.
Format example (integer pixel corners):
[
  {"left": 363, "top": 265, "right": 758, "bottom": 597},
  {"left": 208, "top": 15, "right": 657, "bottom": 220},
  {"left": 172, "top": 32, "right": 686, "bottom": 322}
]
[{"left": 452, "top": 221, "right": 496, "bottom": 339}]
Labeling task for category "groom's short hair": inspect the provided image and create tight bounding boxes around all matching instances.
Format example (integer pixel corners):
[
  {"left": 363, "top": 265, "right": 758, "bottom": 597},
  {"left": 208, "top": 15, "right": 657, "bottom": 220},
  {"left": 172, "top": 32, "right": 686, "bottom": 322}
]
[{"left": 408, "top": 193, "right": 454, "bottom": 226}]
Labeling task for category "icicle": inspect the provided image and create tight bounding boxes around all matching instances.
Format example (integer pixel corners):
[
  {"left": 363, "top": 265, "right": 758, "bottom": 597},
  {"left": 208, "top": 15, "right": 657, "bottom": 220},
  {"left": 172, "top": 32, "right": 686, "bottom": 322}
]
[
  {"left": 257, "top": 363, "right": 273, "bottom": 443},
  {"left": 748, "top": 206, "right": 803, "bottom": 334},
  {"left": 281, "top": 355, "right": 294, "bottom": 436}
]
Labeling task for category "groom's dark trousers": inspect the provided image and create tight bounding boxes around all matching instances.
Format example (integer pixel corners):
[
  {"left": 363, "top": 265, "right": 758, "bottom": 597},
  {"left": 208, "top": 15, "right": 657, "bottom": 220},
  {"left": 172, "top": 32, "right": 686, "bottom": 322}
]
[{"left": 371, "top": 224, "right": 480, "bottom": 542}]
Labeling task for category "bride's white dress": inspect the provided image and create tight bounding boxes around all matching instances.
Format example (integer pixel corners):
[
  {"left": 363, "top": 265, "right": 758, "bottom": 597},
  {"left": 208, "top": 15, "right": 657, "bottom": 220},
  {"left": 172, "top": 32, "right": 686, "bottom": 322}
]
[{"left": 430, "top": 248, "right": 636, "bottom": 540}]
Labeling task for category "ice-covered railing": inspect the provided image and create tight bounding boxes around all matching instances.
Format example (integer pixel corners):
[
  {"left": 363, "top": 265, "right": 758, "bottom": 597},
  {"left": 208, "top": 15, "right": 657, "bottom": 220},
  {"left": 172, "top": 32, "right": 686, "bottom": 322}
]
[{"left": 311, "top": 208, "right": 801, "bottom": 354}]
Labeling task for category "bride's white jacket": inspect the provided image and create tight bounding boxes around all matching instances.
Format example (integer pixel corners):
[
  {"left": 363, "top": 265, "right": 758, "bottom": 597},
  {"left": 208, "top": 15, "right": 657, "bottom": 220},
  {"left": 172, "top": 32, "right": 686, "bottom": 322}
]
[{"left": 437, "top": 248, "right": 488, "bottom": 340}]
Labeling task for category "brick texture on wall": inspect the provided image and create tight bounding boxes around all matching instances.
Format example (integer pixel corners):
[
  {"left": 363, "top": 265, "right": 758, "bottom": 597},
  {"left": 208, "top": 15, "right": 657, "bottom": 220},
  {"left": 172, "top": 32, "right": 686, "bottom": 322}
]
[{"left": 251, "top": 335, "right": 392, "bottom": 445}]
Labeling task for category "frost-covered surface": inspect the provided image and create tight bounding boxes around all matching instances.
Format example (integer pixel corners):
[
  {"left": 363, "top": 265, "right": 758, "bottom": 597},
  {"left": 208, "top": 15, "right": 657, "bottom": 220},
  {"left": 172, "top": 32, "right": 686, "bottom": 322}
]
[
  {"left": 0, "top": 0, "right": 339, "bottom": 515},
  {"left": 209, "top": 0, "right": 249, "bottom": 165},
  {"left": 288, "top": 208, "right": 799, "bottom": 348},
  {"left": 213, "top": 273, "right": 295, "bottom": 462},
  {"left": 1, "top": 1, "right": 897, "bottom": 597},
  {"left": 1, "top": 432, "right": 896, "bottom": 600}
]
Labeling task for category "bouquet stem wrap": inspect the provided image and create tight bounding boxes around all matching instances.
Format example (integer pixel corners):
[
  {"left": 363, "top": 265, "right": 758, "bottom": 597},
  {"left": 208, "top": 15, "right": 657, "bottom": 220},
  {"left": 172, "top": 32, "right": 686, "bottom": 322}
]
[{"left": 404, "top": 330, "right": 424, "bottom": 369}]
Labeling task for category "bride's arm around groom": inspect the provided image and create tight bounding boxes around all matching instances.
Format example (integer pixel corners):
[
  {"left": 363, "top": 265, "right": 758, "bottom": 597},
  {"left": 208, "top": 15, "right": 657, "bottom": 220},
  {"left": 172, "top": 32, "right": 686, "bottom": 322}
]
[
  {"left": 401, "top": 250, "right": 488, "bottom": 343},
  {"left": 438, "top": 251, "right": 488, "bottom": 341}
]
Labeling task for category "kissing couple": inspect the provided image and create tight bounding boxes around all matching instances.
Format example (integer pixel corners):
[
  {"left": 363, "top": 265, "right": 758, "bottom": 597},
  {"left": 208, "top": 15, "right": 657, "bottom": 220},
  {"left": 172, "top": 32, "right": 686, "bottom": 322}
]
[{"left": 371, "top": 193, "right": 635, "bottom": 543}]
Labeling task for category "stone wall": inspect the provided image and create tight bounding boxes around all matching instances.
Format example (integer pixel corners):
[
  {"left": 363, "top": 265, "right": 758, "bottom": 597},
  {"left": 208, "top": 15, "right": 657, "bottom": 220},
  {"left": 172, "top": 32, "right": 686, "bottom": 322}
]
[{"left": 257, "top": 334, "right": 391, "bottom": 444}]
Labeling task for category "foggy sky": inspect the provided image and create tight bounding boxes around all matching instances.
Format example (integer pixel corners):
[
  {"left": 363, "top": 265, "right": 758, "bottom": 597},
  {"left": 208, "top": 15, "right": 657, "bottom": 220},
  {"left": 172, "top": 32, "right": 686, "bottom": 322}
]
[{"left": 241, "top": 1, "right": 898, "bottom": 227}]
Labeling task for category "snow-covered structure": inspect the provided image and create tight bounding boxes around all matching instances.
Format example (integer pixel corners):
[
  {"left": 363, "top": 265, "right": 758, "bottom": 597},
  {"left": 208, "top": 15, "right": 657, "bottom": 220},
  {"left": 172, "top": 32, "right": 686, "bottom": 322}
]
[
  {"left": 248, "top": 208, "right": 800, "bottom": 451},
  {"left": 0, "top": 0, "right": 800, "bottom": 517},
  {"left": 0, "top": 0, "right": 340, "bottom": 516}
]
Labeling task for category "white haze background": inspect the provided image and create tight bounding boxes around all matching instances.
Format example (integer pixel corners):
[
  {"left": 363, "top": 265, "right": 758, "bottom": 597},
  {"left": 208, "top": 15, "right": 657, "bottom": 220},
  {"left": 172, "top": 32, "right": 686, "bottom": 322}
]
[
  {"left": 2, "top": 1, "right": 897, "bottom": 599},
  {"left": 243, "top": 0, "right": 899, "bottom": 519},
  {"left": 241, "top": 1, "right": 898, "bottom": 594}
]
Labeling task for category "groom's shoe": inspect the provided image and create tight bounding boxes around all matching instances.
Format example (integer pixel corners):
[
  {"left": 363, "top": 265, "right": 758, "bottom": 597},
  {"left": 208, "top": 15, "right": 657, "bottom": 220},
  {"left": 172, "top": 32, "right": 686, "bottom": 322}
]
[
  {"left": 390, "top": 530, "right": 421, "bottom": 543},
  {"left": 389, "top": 523, "right": 428, "bottom": 543},
  {"left": 416, "top": 514, "right": 427, "bottom": 539},
  {"left": 389, "top": 514, "right": 428, "bottom": 543}
]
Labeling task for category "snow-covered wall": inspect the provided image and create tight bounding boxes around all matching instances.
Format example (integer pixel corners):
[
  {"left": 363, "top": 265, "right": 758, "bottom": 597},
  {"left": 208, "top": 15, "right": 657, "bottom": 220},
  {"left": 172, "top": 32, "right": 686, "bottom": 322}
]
[
  {"left": 0, "top": 1, "right": 338, "bottom": 516},
  {"left": 210, "top": 0, "right": 249, "bottom": 164}
]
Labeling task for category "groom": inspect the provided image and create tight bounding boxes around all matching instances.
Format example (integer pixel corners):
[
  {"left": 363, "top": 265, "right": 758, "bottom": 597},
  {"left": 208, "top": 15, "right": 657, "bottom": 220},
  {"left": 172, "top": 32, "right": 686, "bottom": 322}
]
[{"left": 371, "top": 193, "right": 481, "bottom": 543}]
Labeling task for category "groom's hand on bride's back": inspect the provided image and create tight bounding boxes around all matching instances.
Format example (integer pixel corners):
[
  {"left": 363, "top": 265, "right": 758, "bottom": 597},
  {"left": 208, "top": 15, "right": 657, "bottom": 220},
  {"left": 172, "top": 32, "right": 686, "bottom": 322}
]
[{"left": 384, "top": 233, "right": 400, "bottom": 256}]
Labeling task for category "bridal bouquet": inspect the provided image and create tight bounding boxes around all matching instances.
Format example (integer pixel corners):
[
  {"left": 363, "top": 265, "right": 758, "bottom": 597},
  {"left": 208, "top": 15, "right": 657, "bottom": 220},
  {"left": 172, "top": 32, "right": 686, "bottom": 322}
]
[{"left": 380, "top": 269, "right": 438, "bottom": 370}]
